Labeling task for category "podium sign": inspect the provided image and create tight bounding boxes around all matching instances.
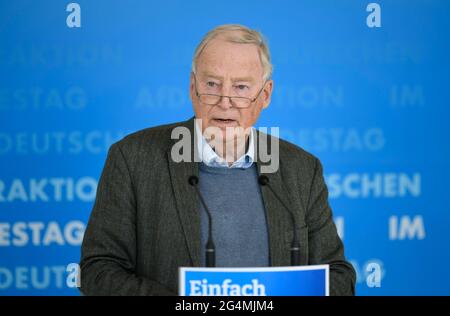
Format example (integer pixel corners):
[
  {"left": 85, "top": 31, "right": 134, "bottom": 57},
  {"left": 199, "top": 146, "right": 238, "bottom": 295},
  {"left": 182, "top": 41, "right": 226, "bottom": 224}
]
[{"left": 179, "top": 265, "right": 329, "bottom": 296}]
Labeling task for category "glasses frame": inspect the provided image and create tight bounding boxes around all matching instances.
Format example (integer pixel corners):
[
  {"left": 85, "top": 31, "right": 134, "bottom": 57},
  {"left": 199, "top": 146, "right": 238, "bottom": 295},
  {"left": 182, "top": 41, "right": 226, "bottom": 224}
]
[{"left": 193, "top": 74, "right": 268, "bottom": 109}]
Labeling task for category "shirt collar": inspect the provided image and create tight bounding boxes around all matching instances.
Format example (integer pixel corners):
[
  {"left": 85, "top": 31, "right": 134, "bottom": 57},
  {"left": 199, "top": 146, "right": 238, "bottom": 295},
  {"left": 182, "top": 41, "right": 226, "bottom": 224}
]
[{"left": 195, "top": 119, "right": 255, "bottom": 169}]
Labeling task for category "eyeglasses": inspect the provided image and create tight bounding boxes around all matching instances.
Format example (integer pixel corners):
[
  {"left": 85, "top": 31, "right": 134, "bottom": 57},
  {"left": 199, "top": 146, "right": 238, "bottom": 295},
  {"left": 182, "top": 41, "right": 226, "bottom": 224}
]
[{"left": 193, "top": 74, "right": 267, "bottom": 109}]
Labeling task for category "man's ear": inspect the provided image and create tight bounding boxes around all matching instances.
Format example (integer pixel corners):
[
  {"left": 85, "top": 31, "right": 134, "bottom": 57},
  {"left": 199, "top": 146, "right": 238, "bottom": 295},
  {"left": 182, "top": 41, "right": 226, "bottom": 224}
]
[
  {"left": 262, "top": 79, "right": 273, "bottom": 109},
  {"left": 189, "top": 72, "right": 195, "bottom": 102}
]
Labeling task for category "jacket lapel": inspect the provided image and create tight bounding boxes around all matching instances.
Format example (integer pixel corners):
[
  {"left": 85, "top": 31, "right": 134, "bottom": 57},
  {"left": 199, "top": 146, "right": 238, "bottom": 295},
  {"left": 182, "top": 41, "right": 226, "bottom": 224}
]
[
  {"left": 255, "top": 129, "right": 302, "bottom": 266},
  {"left": 166, "top": 118, "right": 202, "bottom": 267}
]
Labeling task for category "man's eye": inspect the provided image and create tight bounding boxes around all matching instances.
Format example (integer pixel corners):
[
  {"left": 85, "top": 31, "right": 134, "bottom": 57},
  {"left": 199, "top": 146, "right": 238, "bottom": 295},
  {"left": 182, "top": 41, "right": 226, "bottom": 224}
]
[
  {"left": 207, "top": 81, "right": 217, "bottom": 87},
  {"left": 236, "top": 84, "right": 249, "bottom": 90}
]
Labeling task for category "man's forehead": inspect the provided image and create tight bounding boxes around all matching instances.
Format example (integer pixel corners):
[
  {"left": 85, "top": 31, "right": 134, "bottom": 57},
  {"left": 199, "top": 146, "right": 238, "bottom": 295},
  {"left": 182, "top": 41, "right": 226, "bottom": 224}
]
[
  {"left": 200, "top": 38, "right": 260, "bottom": 62},
  {"left": 199, "top": 71, "right": 257, "bottom": 82},
  {"left": 196, "top": 37, "right": 263, "bottom": 81}
]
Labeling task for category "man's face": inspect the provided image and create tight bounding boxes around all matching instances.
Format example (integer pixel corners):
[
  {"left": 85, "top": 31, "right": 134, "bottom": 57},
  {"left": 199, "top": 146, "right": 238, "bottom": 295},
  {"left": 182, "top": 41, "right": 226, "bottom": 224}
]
[{"left": 190, "top": 34, "right": 273, "bottom": 144}]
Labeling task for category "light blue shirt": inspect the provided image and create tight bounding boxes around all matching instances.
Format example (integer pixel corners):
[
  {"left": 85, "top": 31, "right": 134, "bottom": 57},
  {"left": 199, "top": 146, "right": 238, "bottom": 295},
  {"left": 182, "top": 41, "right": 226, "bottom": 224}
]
[{"left": 195, "top": 120, "right": 255, "bottom": 169}]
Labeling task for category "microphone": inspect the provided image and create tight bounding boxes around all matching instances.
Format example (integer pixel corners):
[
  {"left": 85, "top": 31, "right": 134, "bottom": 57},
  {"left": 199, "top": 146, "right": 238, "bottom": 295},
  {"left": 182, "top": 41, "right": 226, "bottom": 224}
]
[
  {"left": 258, "top": 175, "right": 301, "bottom": 266},
  {"left": 188, "top": 175, "right": 216, "bottom": 267}
]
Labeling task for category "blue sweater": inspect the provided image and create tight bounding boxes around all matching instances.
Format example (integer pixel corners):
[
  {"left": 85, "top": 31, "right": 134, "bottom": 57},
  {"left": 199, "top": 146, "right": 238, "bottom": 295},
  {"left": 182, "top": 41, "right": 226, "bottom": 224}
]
[{"left": 198, "top": 162, "right": 270, "bottom": 267}]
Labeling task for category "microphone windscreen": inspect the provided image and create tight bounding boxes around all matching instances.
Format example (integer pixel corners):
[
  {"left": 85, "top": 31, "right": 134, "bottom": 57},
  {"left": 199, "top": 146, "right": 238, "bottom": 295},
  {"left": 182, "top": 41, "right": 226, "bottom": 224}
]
[
  {"left": 188, "top": 175, "right": 199, "bottom": 186},
  {"left": 258, "top": 175, "right": 269, "bottom": 186}
]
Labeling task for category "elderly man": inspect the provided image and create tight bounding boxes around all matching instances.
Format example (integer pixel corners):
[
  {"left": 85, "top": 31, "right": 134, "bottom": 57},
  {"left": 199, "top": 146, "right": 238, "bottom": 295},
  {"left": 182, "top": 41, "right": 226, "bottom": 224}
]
[{"left": 80, "top": 24, "right": 356, "bottom": 296}]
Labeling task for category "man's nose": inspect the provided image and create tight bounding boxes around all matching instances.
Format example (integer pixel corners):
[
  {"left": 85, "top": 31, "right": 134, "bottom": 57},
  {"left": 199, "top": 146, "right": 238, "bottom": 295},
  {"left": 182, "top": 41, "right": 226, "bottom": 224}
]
[
  {"left": 217, "top": 86, "right": 233, "bottom": 109},
  {"left": 217, "top": 95, "right": 233, "bottom": 110}
]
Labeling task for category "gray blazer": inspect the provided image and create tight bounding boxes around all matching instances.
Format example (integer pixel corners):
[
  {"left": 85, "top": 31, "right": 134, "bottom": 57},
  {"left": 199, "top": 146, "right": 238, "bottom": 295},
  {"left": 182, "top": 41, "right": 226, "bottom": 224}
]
[{"left": 80, "top": 117, "right": 356, "bottom": 296}]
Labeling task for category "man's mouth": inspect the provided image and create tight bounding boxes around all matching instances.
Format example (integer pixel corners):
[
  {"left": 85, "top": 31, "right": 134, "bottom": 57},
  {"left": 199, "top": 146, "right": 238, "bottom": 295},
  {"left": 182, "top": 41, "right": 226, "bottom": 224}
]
[
  {"left": 214, "top": 118, "right": 235, "bottom": 123},
  {"left": 211, "top": 118, "right": 238, "bottom": 129}
]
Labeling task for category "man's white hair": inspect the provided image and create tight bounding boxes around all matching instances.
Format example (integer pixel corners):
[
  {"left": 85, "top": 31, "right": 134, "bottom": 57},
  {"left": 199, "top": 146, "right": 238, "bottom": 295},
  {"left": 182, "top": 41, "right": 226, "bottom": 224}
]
[{"left": 191, "top": 24, "right": 273, "bottom": 81}]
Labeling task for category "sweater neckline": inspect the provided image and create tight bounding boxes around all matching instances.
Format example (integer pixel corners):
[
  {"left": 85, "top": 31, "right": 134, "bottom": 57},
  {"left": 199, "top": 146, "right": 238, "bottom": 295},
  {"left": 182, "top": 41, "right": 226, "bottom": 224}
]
[{"left": 199, "top": 162, "right": 255, "bottom": 175}]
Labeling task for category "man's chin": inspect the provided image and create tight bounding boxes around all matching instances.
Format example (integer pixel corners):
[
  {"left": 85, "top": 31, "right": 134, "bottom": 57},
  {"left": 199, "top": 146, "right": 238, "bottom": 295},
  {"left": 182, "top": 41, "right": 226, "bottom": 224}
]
[{"left": 207, "top": 128, "right": 244, "bottom": 141}]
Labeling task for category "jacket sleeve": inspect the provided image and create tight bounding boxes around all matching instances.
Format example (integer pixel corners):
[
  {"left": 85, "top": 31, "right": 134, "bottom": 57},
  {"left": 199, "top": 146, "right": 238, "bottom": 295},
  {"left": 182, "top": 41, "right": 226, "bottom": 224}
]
[
  {"left": 306, "top": 157, "right": 357, "bottom": 296},
  {"left": 79, "top": 143, "right": 176, "bottom": 296}
]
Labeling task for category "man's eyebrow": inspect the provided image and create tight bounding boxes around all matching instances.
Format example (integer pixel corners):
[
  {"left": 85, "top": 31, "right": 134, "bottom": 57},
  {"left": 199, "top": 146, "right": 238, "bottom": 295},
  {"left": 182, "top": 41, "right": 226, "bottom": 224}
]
[
  {"left": 233, "top": 77, "right": 255, "bottom": 83},
  {"left": 201, "top": 72, "right": 256, "bottom": 82}
]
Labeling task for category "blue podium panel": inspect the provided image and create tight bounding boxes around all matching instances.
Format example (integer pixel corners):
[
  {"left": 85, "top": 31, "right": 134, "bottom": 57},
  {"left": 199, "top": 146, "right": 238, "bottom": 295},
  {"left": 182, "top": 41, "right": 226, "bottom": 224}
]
[{"left": 179, "top": 265, "right": 329, "bottom": 296}]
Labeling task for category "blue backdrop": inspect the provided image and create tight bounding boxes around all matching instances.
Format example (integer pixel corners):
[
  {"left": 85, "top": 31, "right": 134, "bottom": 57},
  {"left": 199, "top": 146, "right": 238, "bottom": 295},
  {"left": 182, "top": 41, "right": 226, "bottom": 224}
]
[{"left": 1, "top": 0, "right": 449, "bottom": 295}]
